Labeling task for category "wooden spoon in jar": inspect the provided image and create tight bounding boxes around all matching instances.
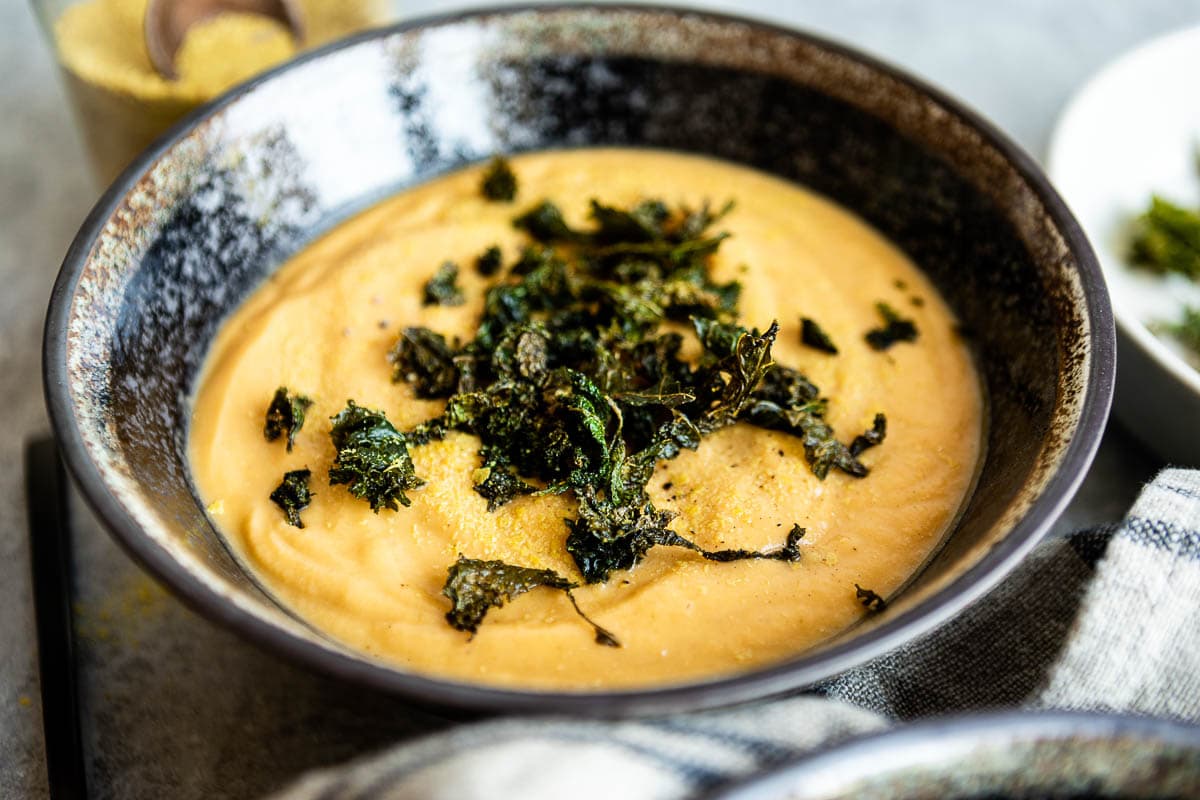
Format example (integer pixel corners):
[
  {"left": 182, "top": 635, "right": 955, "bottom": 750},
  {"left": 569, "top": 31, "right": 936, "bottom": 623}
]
[{"left": 145, "top": 0, "right": 305, "bottom": 80}]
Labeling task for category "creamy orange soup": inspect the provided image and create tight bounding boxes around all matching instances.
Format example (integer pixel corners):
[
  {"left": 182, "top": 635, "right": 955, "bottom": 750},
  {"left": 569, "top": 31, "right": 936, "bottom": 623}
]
[{"left": 189, "top": 149, "right": 983, "bottom": 689}]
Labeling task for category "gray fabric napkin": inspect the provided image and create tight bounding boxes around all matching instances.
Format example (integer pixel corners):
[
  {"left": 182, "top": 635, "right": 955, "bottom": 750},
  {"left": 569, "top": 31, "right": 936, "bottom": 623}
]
[{"left": 270, "top": 468, "right": 1200, "bottom": 800}]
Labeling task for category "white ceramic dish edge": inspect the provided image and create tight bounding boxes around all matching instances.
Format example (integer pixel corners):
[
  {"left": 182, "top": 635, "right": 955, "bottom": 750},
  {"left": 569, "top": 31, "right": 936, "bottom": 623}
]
[{"left": 1047, "top": 24, "right": 1200, "bottom": 466}]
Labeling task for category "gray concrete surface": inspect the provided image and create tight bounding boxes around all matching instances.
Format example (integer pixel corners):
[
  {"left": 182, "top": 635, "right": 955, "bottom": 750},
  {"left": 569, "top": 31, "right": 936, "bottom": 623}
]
[
  {"left": 3, "top": 0, "right": 1196, "bottom": 797},
  {"left": 2, "top": 1, "right": 94, "bottom": 796}
]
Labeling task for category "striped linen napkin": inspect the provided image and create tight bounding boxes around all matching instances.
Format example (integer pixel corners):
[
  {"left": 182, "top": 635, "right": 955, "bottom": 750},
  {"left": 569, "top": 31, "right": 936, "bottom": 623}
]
[{"left": 270, "top": 468, "right": 1200, "bottom": 800}]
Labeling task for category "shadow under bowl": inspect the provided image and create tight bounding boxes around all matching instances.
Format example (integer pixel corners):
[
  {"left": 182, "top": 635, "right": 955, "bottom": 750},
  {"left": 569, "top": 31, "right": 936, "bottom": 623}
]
[{"left": 44, "top": 5, "right": 1113, "bottom": 716}]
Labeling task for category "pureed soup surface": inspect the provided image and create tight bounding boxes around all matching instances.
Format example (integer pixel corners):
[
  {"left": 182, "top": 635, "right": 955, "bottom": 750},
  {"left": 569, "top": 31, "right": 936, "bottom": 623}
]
[{"left": 189, "top": 149, "right": 983, "bottom": 690}]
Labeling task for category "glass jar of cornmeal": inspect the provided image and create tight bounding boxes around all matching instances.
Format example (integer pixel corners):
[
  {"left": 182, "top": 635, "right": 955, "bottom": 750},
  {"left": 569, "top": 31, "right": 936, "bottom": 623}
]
[{"left": 33, "top": 0, "right": 385, "bottom": 184}]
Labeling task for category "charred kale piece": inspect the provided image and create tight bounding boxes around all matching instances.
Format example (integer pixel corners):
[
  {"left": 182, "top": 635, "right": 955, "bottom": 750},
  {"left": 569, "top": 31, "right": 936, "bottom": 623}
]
[
  {"left": 475, "top": 244, "right": 503, "bottom": 277},
  {"left": 480, "top": 156, "right": 517, "bottom": 202},
  {"left": 328, "top": 401, "right": 425, "bottom": 512},
  {"left": 514, "top": 200, "right": 578, "bottom": 243},
  {"left": 443, "top": 556, "right": 618, "bottom": 646},
  {"left": 389, "top": 327, "right": 458, "bottom": 399},
  {"left": 566, "top": 503, "right": 805, "bottom": 584},
  {"left": 685, "top": 522, "right": 805, "bottom": 564},
  {"left": 865, "top": 302, "right": 918, "bottom": 351},
  {"left": 850, "top": 413, "right": 888, "bottom": 457},
  {"left": 689, "top": 319, "right": 780, "bottom": 433},
  {"left": 800, "top": 317, "right": 838, "bottom": 354},
  {"left": 855, "top": 584, "right": 887, "bottom": 613},
  {"left": 739, "top": 365, "right": 886, "bottom": 480},
  {"left": 404, "top": 198, "right": 883, "bottom": 582},
  {"left": 370, "top": 193, "right": 891, "bottom": 637},
  {"left": 422, "top": 262, "right": 465, "bottom": 307},
  {"left": 270, "top": 468, "right": 312, "bottom": 528},
  {"left": 263, "top": 387, "right": 312, "bottom": 451},
  {"left": 564, "top": 490, "right": 681, "bottom": 584},
  {"left": 472, "top": 466, "right": 536, "bottom": 511}
]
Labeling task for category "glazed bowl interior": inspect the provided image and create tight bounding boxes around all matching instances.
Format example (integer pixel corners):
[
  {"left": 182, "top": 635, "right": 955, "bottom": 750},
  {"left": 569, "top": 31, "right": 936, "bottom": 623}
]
[
  {"left": 45, "top": 6, "right": 1112, "bottom": 715},
  {"left": 708, "top": 713, "right": 1200, "bottom": 800}
]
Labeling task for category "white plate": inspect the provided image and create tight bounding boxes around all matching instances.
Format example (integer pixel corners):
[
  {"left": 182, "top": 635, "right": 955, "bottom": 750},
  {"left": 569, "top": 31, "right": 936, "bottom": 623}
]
[{"left": 1047, "top": 25, "right": 1200, "bottom": 466}]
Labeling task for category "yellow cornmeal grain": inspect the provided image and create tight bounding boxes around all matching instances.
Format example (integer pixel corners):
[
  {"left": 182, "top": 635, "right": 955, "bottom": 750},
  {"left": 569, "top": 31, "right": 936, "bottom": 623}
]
[
  {"left": 53, "top": 0, "right": 383, "bottom": 181},
  {"left": 189, "top": 149, "right": 985, "bottom": 690},
  {"left": 72, "top": 573, "right": 168, "bottom": 647}
]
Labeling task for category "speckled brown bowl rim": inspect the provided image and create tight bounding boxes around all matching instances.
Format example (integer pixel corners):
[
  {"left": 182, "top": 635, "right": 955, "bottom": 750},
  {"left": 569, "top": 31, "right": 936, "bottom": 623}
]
[
  {"left": 44, "top": 4, "right": 1115, "bottom": 716},
  {"left": 704, "top": 712, "right": 1200, "bottom": 799}
]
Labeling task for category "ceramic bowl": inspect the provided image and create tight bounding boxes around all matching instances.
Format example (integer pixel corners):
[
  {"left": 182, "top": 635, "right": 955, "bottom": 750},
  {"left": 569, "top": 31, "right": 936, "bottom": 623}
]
[
  {"left": 44, "top": 6, "right": 1113, "bottom": 715},
  {"left": 1047, "top": 25, "right": 1200, "bottom": 466},
  {"left": 707, "top": 712, "right": 1200, "bottom": 799}
]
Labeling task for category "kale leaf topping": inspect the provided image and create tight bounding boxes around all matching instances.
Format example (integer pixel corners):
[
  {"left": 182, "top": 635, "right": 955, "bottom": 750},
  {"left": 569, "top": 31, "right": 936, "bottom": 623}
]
[
  {"left": 395, "top": 196, "right": 887, "bottom": 591},
  {"left": 270, "top": 468, "right": 312, "bottom": 528},
  {"left": 741, "top": 367, "right": 886, "bottom": 480},
  {"left": 480, "top": 156, "right": 518, "bottom": 202},
  {"left": 472, "top": 466, "right": 536, "bottom": 511},
  {"left": 264, "top": 387, "right": 312, "bottom": 451},
  {"left": 475, "top": 244, "right": 503, "bottom": 277},
  {"left": 423, "top": 262, "right": 465, "bottom": 307},
  {"left": 850, "top": 413, "right": 888, "bottom": 458},
  {"left": 1129, "top": 196, "right": 1200, "bottom": 281},
  {"left": 800, "top": 317, "right": 838, "bottom": 354},
  {"left": 864, "top": 302, "right": 918, "bottom": 351},
  {"left": 443, "top": 556, "right": 619, "bottom": 646},
  {"left": 389, "top": 327, "right": 459, "bottom": 399},
  {"left": 855, "top": 584, "right": 887, "bottom": 613},
  {"left": 514, "top": 200, "right": 579, "bottom": 243},
  {"left": 368, "top": 192, "right": 891, "bottom": 637},
  {"left": 1128, "top": 170, "right": 1200, "bottom": 356},
  {"left": 328, "top": 401, "right": 425, "bottom": 512},
  {"left": 567, "top": 510, "right": 806, "bottom": 584}
]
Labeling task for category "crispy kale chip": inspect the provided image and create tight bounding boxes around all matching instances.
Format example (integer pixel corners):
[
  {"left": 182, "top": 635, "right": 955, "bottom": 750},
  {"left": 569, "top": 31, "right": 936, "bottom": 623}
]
[
  {"left": 740, "top": 366, "right": 886, "bottom": 479},
  {"left": 566, "top": 502, "right": 805, "bottom": 584},
  {"left": 389, "top": 327, "right": 458, "bottom": 399},
  {"left": 850, "top": 413, "right": 888, "bottom": 457},
  {"left": 423, "top": 262, "right": 465, "bottom": 307},
  {"left": 328, "top": 401, "right": 425, "bottom": 512},
  {"left": 263, "top": 387, "right": 312, "bottom": 451},
  {"left": 564, "top": 490, "right": 680, "bottom": 584},
  {"left": 480, "top": 156, "right": 518, "bottom": 202},
  {"left": 365, "top": 194, "right": 892, "bottom": 635},
  {"left": 1129, "top": 196, "right": 1200, "bottom": 280},
  {"left": 475, "top": 244, "right": 503, "bottom": 277},
  {"left": 690, "top": 319, "right": 779, "bottom": 432},
  {"left": 855, "top": 584, "right": 887, "bottom": 613},
  {"left": 443, "top": 556, "right": 618, "bottom": 646},
  {"left": 800, "top": 317, "right": 838, "bottom": 354},
  {"left": 270, "top": 468, "right": 312, "bottom": 528},
  {"left": 472, "top": 466, "right": 536, "bottom": 511},
  {"left": 514, "top": 200, "right": 578, "bottom": 243},
  {"left": 865, "top": 302, "right": 918, "bottom": 351},
  {"left": 684, "top": 522, "right": 804, "bottom": 564}
]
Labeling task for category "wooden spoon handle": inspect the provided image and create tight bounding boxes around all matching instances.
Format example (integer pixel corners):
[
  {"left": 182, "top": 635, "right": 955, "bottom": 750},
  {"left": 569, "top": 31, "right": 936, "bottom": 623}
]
[{"left": 144, "top": 0, "right": 305, "bottom": 80}]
